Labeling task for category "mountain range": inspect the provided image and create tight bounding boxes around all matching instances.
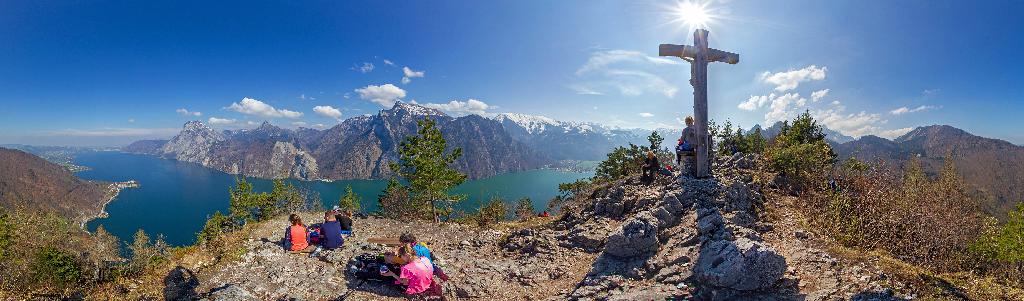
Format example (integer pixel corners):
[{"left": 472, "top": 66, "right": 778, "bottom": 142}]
[
  {"left": 834, "top": 125, "right": 1024, "bottom": 217},
  {"left": 125, "top": 102, "right": 650, "bottom": 180}
]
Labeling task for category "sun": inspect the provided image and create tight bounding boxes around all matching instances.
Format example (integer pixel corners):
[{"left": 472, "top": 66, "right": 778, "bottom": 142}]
[{"left": 671, "top": 1, "right": 715, "bottom": 31}]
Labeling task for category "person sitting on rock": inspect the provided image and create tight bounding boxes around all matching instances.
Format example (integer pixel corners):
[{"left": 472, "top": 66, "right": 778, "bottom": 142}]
[
  {"left": 641, "top": 150, "right": 660, "bottom": 184},
  {"left": 319, "top": 210, "right": 345, "bottom": 250},
  {"left": 677, "top": 115, "right": 697, "bottom": 163},
  {"left": 284, "top": 214, "right": 315, "bottom": 254},
  {"left": 381, "top": 244, "right": 442, "bottom": 298},
  {"left": 338, "top": 209, "right": 354, "bottom": 237},
  {"left": 399, "top": 232, "right": 449, "bottom": 281}
]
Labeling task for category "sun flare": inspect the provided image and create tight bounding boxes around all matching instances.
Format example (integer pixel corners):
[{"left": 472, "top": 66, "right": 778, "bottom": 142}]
[{"left": 671, "top": 1, "right": 715, "bottom": 31}]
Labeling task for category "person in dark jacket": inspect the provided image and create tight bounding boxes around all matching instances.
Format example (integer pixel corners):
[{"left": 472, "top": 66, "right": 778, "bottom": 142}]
[
  {"left": 319, "top": 210, "right": 345, "bottom": 250},
  {"left": 642, "top": 150, "right": 659, "bottom": 184}
]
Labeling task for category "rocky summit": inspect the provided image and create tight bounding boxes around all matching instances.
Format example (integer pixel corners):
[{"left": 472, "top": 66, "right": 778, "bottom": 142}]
[{"left": 169, "top": 154, "right": 913, "bottom": 301}]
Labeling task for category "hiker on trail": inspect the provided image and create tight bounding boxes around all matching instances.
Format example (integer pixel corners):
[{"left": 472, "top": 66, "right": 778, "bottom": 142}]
[
  {"left": 400, "top": 232, "right": 449, "bottom": 281},
  {"left": 319, "top": 210, "right": 345, "bottom": 250},
  {"left": 641, "top": 150, "right": 660, "bottom": 184},
  {"left": 380, "top": 244, "right": 441, "bottom": 298},
  {"left": 284, "top": 214, "right": 315, "bottom": 254}
]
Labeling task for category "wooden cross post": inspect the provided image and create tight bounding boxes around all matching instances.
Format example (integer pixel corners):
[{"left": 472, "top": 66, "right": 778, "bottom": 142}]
[{"left": 659, "top": 28, "right": 739, "bottom": 178}]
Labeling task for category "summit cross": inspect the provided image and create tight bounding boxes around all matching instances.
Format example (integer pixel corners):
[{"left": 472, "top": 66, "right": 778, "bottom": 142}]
[{"left": 659, "top": 28, "right": 739, "bottom": 178}]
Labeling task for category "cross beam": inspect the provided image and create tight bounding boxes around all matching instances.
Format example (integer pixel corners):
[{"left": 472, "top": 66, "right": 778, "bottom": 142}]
[{"left": 659, "top": 29, "right": 739, "bottom": 178}]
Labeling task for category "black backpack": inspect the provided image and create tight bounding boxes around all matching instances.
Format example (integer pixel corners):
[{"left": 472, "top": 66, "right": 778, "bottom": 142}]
[{"left": 347, "top": 253, "right": 399, "bottom": 283}]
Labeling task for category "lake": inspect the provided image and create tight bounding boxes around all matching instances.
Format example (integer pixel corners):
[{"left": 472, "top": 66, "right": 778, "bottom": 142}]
[{"left": 76, "top": 151, "right": 591, "bottom": 246}]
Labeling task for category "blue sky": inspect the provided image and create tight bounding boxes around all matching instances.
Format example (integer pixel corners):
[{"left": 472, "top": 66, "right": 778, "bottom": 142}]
[{"left": 1, "top": 0, "right": 1022, "bottom": 146}]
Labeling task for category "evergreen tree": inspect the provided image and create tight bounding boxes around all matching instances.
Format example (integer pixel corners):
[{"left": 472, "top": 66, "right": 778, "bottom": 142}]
[
  {"left": 338, "top": 185, "right": 361, "bottom": 213},
  {"left": 389, "top": 118, "right": 467, "bottom": 222},
  {"left": 648, "top": 131, "right": 664, "bottom": 151}
]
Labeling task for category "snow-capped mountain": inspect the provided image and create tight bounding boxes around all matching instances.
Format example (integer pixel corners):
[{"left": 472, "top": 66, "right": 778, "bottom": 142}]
[{"left": 492, "top": 113, "right": 650, "bottom": 160}]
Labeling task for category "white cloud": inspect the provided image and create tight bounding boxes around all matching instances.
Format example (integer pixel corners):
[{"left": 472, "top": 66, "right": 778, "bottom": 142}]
[
  {"left": 813, "top": 107, "right": 913, "bottom": 139},
  {"left": 571, "top": 49, "right": 680, "bottom": 98},
  {"left": 569, "top": 85, "right": 604, "bottom": 95},
  {"left": 298, "top": 94, "right": 316, "bottom": 101},
  {"left": 764, "top": 93, "right": 806, "bottom": 123},
  {"left": 127, "top": 118, "right": 135, "bottom": 123},
  {"left": 831, "top": 100, "right": 841, "bottom": 106},
  {"left": 208, "top": 117, "right": 237, "bottom": 125},
  {"left": 401, "top": 66, "right": 425, "bottom": 84},
  {"left": 313, "top": 105, "right": 342, "bottom": 120},
  {"left": 176, "top": 108, "right": 202, "bottom": 117},
  {"left": 355, "top": 84, "right": 407, "bottom": 107},
  {"left": 575, "top": 50, "right": 679, "bottom": 76},
  {"left": 811, "top": 89, "right": 830, "bottom": 102},
  {"left": 760, "top": 65, "right": 827, "bottom": 91},
  {"left": 353, "top": 62, "right": 374, "bottom": 73},
  {"left": 638, "top": 112, "right": 654, "bottom": 118},
  {"left": 313, "top": 123, "right": 328, "bottom": 129},
  {"left": 738, "top": 93, "right": 775, "bottom": 111},
  {"left": 292, "top": 121, "right": 307, "bottom": 127},
  {"left": 227, "top": 97, "right": 303, "bottom": 119},
  {"left": 383, "top": 59, "right": 396, "bottom": 66},
  {"left": 416, "top": 99, "right": 491, "bottom": 116},
  {"left": 890, "top": 105, "right": 940, "bottom": 115}
]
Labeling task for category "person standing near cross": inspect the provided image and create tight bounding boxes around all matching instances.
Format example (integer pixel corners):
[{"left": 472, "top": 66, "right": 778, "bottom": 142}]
[{"left": 660, "top": 28, "right": 739, "bottom": 178}]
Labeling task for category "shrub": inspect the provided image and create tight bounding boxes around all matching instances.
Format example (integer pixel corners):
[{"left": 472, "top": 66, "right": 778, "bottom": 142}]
[
  {"left": 972, "top": 203, "right": 1024, "bottom": 281},
  {"left": 804, "top": 157, "right": 987, "bottom": 272},
  {"left": 475, "top": 197, "right": 508, "bottom": 227},
  {"left": 378, "top": 178, "right": 424, "bottom": 220},
  {"left": 126, "top": 229, "right": 168, "bottom": 276},
  {"left": 764, "top": 111, "right": 836, "bottom": 191},
  {"left": 197, "top": 211, "right": 231, "bottom": 246},
  {"left": 338, "top": 185, "right": 361, "bottom": 213},
  {"left": 513, "top": 198, "right": 535, "bottom": 220},
  {"left": 0, "top": 210, "right": 11, "bottom": 262},
  {"left": 31, "top": 246, "right": 82, "bottom": 288}
]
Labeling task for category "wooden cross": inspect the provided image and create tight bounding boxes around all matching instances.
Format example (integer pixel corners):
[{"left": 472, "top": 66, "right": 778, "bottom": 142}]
[{"left": 659, "top": 28, "right": 739, "bottom": 178}]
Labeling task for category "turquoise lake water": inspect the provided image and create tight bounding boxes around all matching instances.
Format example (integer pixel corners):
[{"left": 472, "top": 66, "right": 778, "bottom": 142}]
[{"left": 76, "top": 151, "right": 591, "bottom": 246}]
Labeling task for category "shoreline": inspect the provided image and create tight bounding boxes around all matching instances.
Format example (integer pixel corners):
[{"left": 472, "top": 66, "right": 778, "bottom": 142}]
[{"left": 80, "top": 180, "right": 138, "bottom": 230}]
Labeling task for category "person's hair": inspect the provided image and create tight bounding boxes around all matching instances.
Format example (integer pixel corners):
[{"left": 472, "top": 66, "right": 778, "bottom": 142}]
[
  {"left": 397, "top": 245, "right": 415, "bottom": 258},
  {"left": 399, "top": 232, "right": 417, "bottom": 244},
  {"left": 289, "top": 213, "right": 303, "bottom": 226},
  {"left": 647, "top": 150, "right": 655, "bottom": 158},
  {"left": 324, "top": 210, "right": 336, "bottom": 221},
  {"left": 685, "top": 116, "right": 694, "bottom": 126},
  {"left": 345, "top": 210, "right": 353, "bottom": 217}
]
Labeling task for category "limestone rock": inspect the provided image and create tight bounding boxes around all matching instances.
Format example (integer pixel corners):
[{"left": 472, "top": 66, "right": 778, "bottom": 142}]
[
  {"left": 201, "top": 284, "right": 254, "bottom": 301},
  {"left": 694, "top": 238, "right": 787, "bottom": 291},
  {"left": 605, "top": 213, "right": 660, "bottom": 258}
]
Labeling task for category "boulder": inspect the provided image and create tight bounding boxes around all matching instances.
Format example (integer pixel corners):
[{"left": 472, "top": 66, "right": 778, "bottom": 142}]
[
  {"left": 605, "top": 213, "right": 660, "bottom": 258},
  {"left": 202, "top": 284, "right": 255, "bottom": 301},
  {"left": 696, "top": 208, "right": 724, "bottom": 236},
  {"left": 694, "top": 238, "right": 787, "bottom": 291},
  {"left": 563, "top": 220, "right": 611, "bottom": 252},
  {"left": 593, "top": 196, "right": 625, "bottom": 218}
]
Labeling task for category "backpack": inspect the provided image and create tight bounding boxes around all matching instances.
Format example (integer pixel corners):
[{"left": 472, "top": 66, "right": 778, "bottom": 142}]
[
  {"left": 347, "top": 253, "right": 399, "bottom": 283},
  {"left": 308, "top": 225, "right": 322, "bottom": 245},
  {"left": 282, "top": 226, "right": 293, "bottom": 251}
]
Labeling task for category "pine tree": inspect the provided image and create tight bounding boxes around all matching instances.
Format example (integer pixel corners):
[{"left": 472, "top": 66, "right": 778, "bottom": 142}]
[
  {"left": 389, "top": 118, "right": 467, "bottom": 222},
  {"left": 648, "top": 131, "right": 664, "bottom": 151},
  {"left": 338, "top": 185, "right": 361, "bottom": 213}
]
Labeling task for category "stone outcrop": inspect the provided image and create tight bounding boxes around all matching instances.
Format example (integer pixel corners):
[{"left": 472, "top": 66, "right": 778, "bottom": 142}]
[
  {"left": 604, "top": 212, "right": 660, "bottom": 258},
  {"left": 695, "top": 238, "right": 787, "bottom": 291}
]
